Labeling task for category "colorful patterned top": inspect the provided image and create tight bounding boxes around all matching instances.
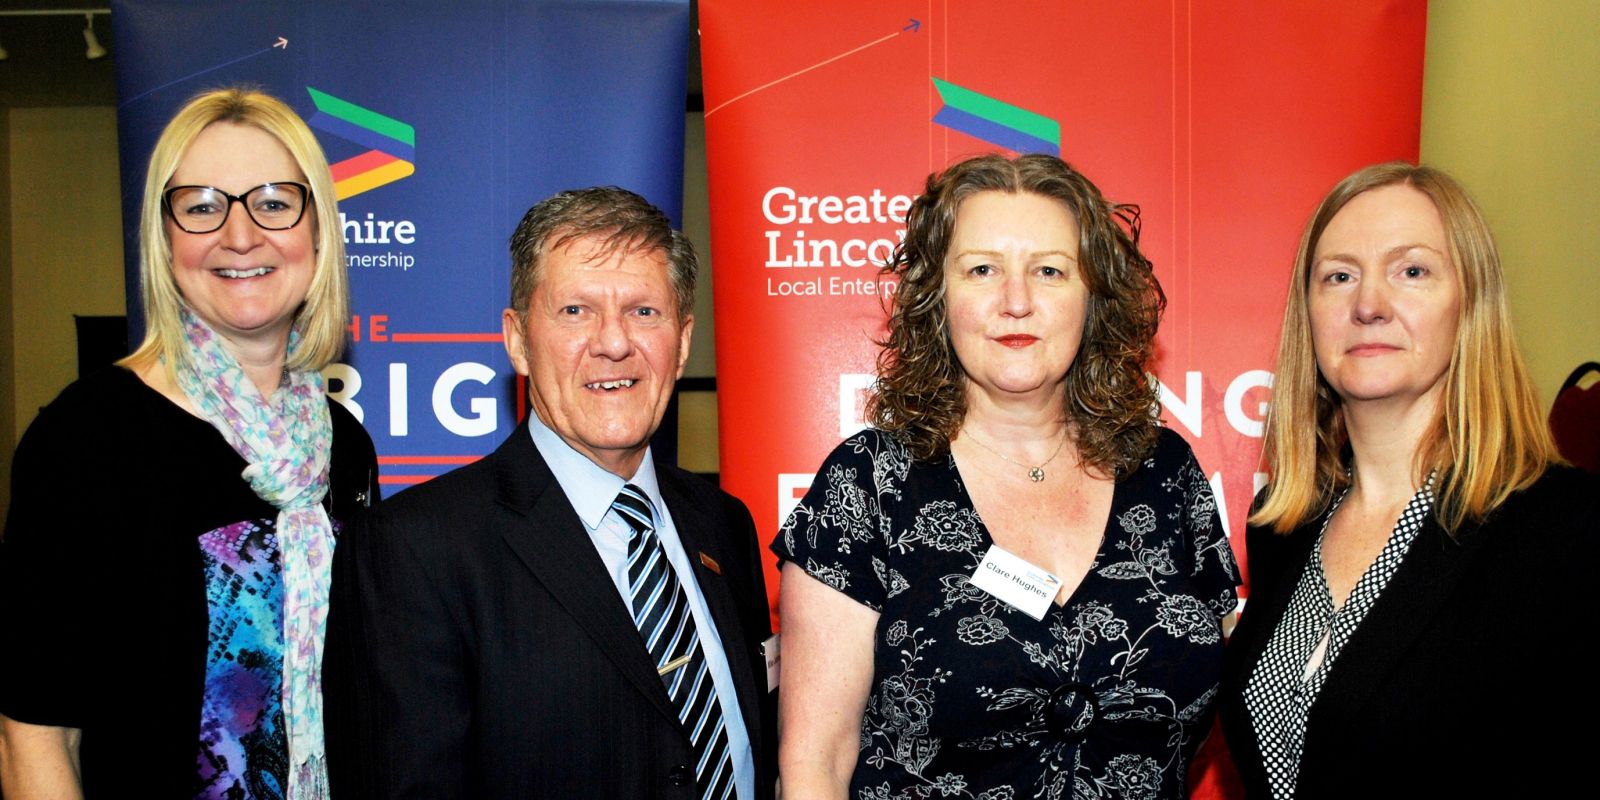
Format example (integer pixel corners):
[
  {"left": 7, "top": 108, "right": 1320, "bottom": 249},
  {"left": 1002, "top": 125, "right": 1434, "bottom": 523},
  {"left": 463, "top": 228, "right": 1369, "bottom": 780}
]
[{"left": 0, "top": 367, "right": 376, "bottom": 798}]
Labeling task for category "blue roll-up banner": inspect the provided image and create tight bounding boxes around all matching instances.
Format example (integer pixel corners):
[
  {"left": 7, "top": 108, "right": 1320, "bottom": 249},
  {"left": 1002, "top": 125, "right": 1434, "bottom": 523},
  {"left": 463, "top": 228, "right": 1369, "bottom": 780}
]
[{"left": 112, "top": 0, "right": 690, "bottom": 493}]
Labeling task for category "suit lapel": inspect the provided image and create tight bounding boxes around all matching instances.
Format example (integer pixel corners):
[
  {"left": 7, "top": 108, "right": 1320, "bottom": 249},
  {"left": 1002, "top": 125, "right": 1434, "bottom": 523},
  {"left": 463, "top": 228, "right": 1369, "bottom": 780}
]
[
  {"left": 1307, "top": 517, "right": 1481, "bottom": 731},
  {"left": 490, "top": 425, "right": 682, "bottom": 727},
  {"left": 1229, "top": 523, "right": 1318, "bottom": 794},
  {"left": 659, "top": 468, "right": 765, "bottom": 748}
]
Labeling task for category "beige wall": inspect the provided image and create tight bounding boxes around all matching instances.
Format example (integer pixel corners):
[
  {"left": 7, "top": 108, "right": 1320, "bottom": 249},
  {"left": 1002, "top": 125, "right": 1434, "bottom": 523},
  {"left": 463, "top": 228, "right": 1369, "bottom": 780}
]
[
  {"left": 1421, "top": 0, "right": 1600, "bottom": 406},
  {"left": 677, "top": 111, "right": 722, "bottom": 473},
  {"left": 682, "top": 112, "right": 716, "bottom": 379},
  {"left": 1, "top": 110, "right": 13, "bottom": 518},
  {"left": 5, "top": 108, "right": 127, "bottom": 469}
]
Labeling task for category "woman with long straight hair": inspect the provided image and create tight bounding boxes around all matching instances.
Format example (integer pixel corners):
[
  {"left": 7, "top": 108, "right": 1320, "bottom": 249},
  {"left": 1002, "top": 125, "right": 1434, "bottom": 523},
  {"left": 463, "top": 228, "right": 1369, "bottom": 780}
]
[{"left": 1219, "top": 162, "right": 1595, "bottom": 798}]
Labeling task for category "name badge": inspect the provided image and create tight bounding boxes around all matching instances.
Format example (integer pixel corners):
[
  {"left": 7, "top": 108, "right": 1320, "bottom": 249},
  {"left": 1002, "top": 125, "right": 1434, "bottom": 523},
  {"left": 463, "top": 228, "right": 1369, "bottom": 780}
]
[
  {"left": 762, "top": 634, "right": 780, "bottom": 692},
  {"left": 969, "top": 544, "right": 1063, "bottom": 621}
]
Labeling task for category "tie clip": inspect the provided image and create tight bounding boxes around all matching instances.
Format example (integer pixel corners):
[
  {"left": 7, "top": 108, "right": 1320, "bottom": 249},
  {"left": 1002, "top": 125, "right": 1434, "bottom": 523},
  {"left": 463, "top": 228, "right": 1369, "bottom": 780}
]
[{"left": 658, "top": 654, "right": 692, "bottom": 676}]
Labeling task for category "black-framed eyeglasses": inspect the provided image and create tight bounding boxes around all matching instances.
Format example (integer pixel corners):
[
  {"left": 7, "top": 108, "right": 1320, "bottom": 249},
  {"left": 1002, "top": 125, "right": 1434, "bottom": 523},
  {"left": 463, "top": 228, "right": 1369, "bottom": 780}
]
[{"left": 162, "top": 182, "right": 311, "bottom": 234}]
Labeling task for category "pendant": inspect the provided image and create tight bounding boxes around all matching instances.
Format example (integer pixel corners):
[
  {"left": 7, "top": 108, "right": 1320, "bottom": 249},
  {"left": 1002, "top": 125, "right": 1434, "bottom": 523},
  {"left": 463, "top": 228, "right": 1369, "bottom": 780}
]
[{"left": 1029, "top": 467, "right": 1045, "bottom": 482}]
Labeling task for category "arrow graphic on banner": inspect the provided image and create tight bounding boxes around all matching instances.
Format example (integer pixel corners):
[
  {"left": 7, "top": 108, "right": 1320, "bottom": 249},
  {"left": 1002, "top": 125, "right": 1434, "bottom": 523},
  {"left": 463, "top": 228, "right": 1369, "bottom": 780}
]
[
  {"left": 705, "top": 20, "right": 921, "bottom": 117},
  {"left": 305, "top": 88, "right": 417, "bottom": 200},
  {"left": 930, "top": 78, "right": 1061, "bottom": 156},
  {"left": 120, "top": 36, "right": 290, "bottom": 107}
]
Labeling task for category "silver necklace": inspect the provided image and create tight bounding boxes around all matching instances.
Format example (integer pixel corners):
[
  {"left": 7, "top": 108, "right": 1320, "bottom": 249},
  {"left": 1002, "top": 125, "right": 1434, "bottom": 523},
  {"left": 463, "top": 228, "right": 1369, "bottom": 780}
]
[{"left": 960, "top": 425, "right": 1069, "bottom": 482}]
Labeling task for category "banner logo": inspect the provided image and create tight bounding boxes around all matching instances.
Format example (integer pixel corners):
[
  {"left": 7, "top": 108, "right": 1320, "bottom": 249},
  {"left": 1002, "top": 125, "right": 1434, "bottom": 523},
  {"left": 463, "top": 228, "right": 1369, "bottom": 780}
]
[
  {"left": 931, "top": 78, "right": 1059, "bottom": 156},
  {"left": 305, "top": 87, "right": 416, "bottom": 200}
]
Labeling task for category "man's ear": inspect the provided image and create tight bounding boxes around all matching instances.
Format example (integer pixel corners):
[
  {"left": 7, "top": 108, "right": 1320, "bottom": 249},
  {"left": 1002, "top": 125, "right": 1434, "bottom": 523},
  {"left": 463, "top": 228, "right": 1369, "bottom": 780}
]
[
  {"left": 502, "top": 308, "right": 532, "bottom": 377},
  {"left": 675, "top": 313, "right": 695, "bottom": 378}
]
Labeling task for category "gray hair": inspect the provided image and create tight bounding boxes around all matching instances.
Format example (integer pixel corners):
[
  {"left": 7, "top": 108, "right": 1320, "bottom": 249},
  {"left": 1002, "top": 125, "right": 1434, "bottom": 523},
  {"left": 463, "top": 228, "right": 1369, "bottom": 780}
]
[{"left": 507, "top": 186, "right": 697, "bottom": 318}]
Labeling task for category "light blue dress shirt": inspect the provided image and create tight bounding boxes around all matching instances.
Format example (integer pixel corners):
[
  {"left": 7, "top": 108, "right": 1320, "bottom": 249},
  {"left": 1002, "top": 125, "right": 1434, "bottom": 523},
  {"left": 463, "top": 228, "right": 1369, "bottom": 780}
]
[{"left": 528, "top": 414, "right": 754, "bottom": 800}]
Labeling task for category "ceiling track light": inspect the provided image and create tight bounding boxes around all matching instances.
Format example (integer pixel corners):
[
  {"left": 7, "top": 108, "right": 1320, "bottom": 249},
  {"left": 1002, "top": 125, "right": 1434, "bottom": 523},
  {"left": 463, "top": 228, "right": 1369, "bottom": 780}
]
[
  {"left": 0, "top": 7, "right": 112, "bottom": 62},
  {"left": 83, "top": 12, "right": 106, "bottom": 60}
]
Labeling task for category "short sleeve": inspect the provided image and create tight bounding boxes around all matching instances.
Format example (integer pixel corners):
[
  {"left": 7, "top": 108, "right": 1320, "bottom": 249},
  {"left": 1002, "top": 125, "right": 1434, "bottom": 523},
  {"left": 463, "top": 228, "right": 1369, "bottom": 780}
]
[
  {"left": 1170, "top": 435, "right": 1241, "bottom": 621},
  {"left": 771, "top": 431, "right": 908, "bottom": 612},
  {"left": 0, "top": 402, "right": 100, "bottom": 727}
]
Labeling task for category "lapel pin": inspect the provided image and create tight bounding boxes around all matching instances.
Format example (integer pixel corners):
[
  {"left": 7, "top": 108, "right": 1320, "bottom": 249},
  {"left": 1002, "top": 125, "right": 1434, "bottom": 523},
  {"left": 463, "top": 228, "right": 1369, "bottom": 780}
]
[{"left": 698, "top": 552, "right": 722, "bottom": 575}]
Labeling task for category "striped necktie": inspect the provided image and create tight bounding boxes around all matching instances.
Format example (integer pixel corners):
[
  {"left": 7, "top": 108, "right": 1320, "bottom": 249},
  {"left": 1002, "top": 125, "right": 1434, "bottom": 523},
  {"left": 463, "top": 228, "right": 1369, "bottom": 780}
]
[{"left": 613, "top": 484, "right": 736, "bottom": 800}]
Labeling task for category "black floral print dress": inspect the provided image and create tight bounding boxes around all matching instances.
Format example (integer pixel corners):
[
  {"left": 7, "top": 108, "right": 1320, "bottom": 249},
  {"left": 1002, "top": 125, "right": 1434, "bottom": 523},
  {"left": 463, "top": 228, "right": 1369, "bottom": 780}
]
[{"left": 774, "top": 428, "right": 1238, "bottom": 800}]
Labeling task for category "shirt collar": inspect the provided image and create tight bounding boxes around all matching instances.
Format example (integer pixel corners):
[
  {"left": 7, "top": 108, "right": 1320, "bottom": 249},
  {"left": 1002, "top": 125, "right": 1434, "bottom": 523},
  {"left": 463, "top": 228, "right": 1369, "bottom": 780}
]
[{"left": 526, "top": 412, "right": 664, "bottom": 530}]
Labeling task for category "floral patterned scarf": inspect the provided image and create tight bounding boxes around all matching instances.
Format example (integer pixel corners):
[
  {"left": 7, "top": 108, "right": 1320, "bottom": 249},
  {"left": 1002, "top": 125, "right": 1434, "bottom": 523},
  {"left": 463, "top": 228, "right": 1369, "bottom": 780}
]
[{"left": 174, "top": 308, "right": 333, "bottom": 799}]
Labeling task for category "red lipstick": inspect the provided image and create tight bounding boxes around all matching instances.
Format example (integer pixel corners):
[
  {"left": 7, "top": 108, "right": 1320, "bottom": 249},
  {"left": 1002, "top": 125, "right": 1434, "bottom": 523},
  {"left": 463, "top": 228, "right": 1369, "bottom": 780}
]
[{"left": 995, "top": 335, "right": 1039, "bottom": 348}]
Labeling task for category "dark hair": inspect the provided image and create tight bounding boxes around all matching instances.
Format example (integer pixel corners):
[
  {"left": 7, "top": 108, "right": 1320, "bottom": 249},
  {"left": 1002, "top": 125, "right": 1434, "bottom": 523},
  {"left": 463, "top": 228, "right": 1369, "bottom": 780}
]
[
  {"left": 869, "top": 153, "right": 1165, "bottom": 477},
  {"left": 508, "top": 186, "right": 697, "bottom": 318}
]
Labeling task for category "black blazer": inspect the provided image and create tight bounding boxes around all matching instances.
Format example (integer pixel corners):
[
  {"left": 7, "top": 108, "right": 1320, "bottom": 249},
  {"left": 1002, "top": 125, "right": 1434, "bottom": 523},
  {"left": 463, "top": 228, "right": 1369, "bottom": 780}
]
[
  {"left": 324, "top": 420, "right": 776, "bottom": 799},
  {"left": 1218, "top": 466, "right": 1598, "bottom": 798}
]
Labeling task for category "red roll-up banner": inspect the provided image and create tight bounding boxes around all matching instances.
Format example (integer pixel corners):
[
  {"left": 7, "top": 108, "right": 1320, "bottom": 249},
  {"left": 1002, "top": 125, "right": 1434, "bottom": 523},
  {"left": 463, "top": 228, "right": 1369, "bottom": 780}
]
[
  {"left": 702, "top": 2, "right": 1424, "bottom": 793},
  {"left": 702, "top": 0, "right": 1424, "bottom": 611}
]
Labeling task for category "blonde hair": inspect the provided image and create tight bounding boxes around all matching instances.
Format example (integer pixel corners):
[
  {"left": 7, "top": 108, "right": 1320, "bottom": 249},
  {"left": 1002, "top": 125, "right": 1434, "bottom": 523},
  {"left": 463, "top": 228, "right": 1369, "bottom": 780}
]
[
  {"left": 120, "top": 87, "right": 348, "bottom": 375},
  {"left": 1252, "top": 162, "right": 1556, "bottom": 534}
]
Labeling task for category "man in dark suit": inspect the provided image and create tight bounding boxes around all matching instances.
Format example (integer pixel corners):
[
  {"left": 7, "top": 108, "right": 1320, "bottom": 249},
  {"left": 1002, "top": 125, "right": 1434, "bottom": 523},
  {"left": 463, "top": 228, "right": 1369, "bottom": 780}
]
[{"left": 325, "top": 187, "right": 774, "bottom": 799}]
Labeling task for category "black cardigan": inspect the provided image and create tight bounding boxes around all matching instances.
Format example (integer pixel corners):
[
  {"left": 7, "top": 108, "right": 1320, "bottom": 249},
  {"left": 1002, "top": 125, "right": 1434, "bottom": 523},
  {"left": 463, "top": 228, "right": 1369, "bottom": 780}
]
[{"left": 1218, "top": 466, "right": 1599, "bottom": 798}]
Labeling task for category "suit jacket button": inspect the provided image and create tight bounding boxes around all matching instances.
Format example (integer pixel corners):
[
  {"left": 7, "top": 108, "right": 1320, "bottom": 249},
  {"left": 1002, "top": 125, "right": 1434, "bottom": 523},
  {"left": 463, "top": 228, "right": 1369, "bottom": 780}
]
[{"left": 668, "top": 764, "right": 693, "bottom": 786}]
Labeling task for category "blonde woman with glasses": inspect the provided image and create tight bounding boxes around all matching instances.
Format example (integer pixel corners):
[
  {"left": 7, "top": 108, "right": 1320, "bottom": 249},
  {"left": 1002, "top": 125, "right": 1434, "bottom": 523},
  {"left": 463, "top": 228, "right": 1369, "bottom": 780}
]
[{"left": 0, "top": 88, "right": 375, "bottom": 799}]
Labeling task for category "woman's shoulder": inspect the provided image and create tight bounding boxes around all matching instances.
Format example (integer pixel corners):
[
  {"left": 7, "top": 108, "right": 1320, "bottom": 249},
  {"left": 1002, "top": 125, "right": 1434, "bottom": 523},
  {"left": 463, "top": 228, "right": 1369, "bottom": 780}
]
[
  {"left": 327, "top": 397, "right": 375, "bottom": 454},
  {"left": 1120, "top": 425, "right": 1203, "bottom": 485},
  {"left": 43, "top": 364, "right": 150, "bottom": 410},
  {"left": 1476, "top": 464, "right": 1599, "bottom": 543},
  {"left": 1450, "top": 466, "right": 1599, "bottom": 615},
  {"left": 838, "top": 426, "right": 911, "bottom": 452},
  {"left": 1243, "top": 510, "right": 1317, "bottom": 552},
  {"left": 8, "top": 369, "right": 180, "bottom": 527},
  {"left": 822, "top": 428, "right": 917, "bottom": 473},
  {"left": 20, "top": 366, "right": 161, "bottom": 444},
  {"left": 1150, "top": 424, "right": 1199, "bottom": 462},
  {"left": 1510, "top": 463, "right": 1600, "bottom": 505}
]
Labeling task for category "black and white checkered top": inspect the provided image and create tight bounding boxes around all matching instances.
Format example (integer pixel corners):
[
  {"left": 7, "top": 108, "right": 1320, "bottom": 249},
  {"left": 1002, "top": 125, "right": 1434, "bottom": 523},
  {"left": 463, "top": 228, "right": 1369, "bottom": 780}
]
[{"left": 1242, "top": 474, "right": 1437, "bottom": 799}]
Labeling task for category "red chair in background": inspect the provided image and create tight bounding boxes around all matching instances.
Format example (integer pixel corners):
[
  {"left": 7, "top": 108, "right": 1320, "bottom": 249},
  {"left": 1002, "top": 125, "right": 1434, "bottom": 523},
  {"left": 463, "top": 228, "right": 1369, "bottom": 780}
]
[{"left": 1549, "top": 362, "right": 1600, "bottom": 473}]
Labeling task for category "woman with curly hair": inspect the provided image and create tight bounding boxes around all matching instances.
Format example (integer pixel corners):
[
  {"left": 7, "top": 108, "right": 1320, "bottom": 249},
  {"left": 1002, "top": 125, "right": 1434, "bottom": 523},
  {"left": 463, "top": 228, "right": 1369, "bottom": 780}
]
[
  {"left": 1218, "top": 163, "right": 1597, "bottom": 798},
  {"left": 772, "top": 153, "right": 1237, "bottom": 799}
]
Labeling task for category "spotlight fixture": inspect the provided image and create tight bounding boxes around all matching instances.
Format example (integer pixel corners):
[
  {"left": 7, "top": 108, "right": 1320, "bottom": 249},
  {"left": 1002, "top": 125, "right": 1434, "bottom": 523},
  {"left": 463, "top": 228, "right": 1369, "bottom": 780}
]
[{"left": 83, "top": 12, "right": 106, "bottom": 60}]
